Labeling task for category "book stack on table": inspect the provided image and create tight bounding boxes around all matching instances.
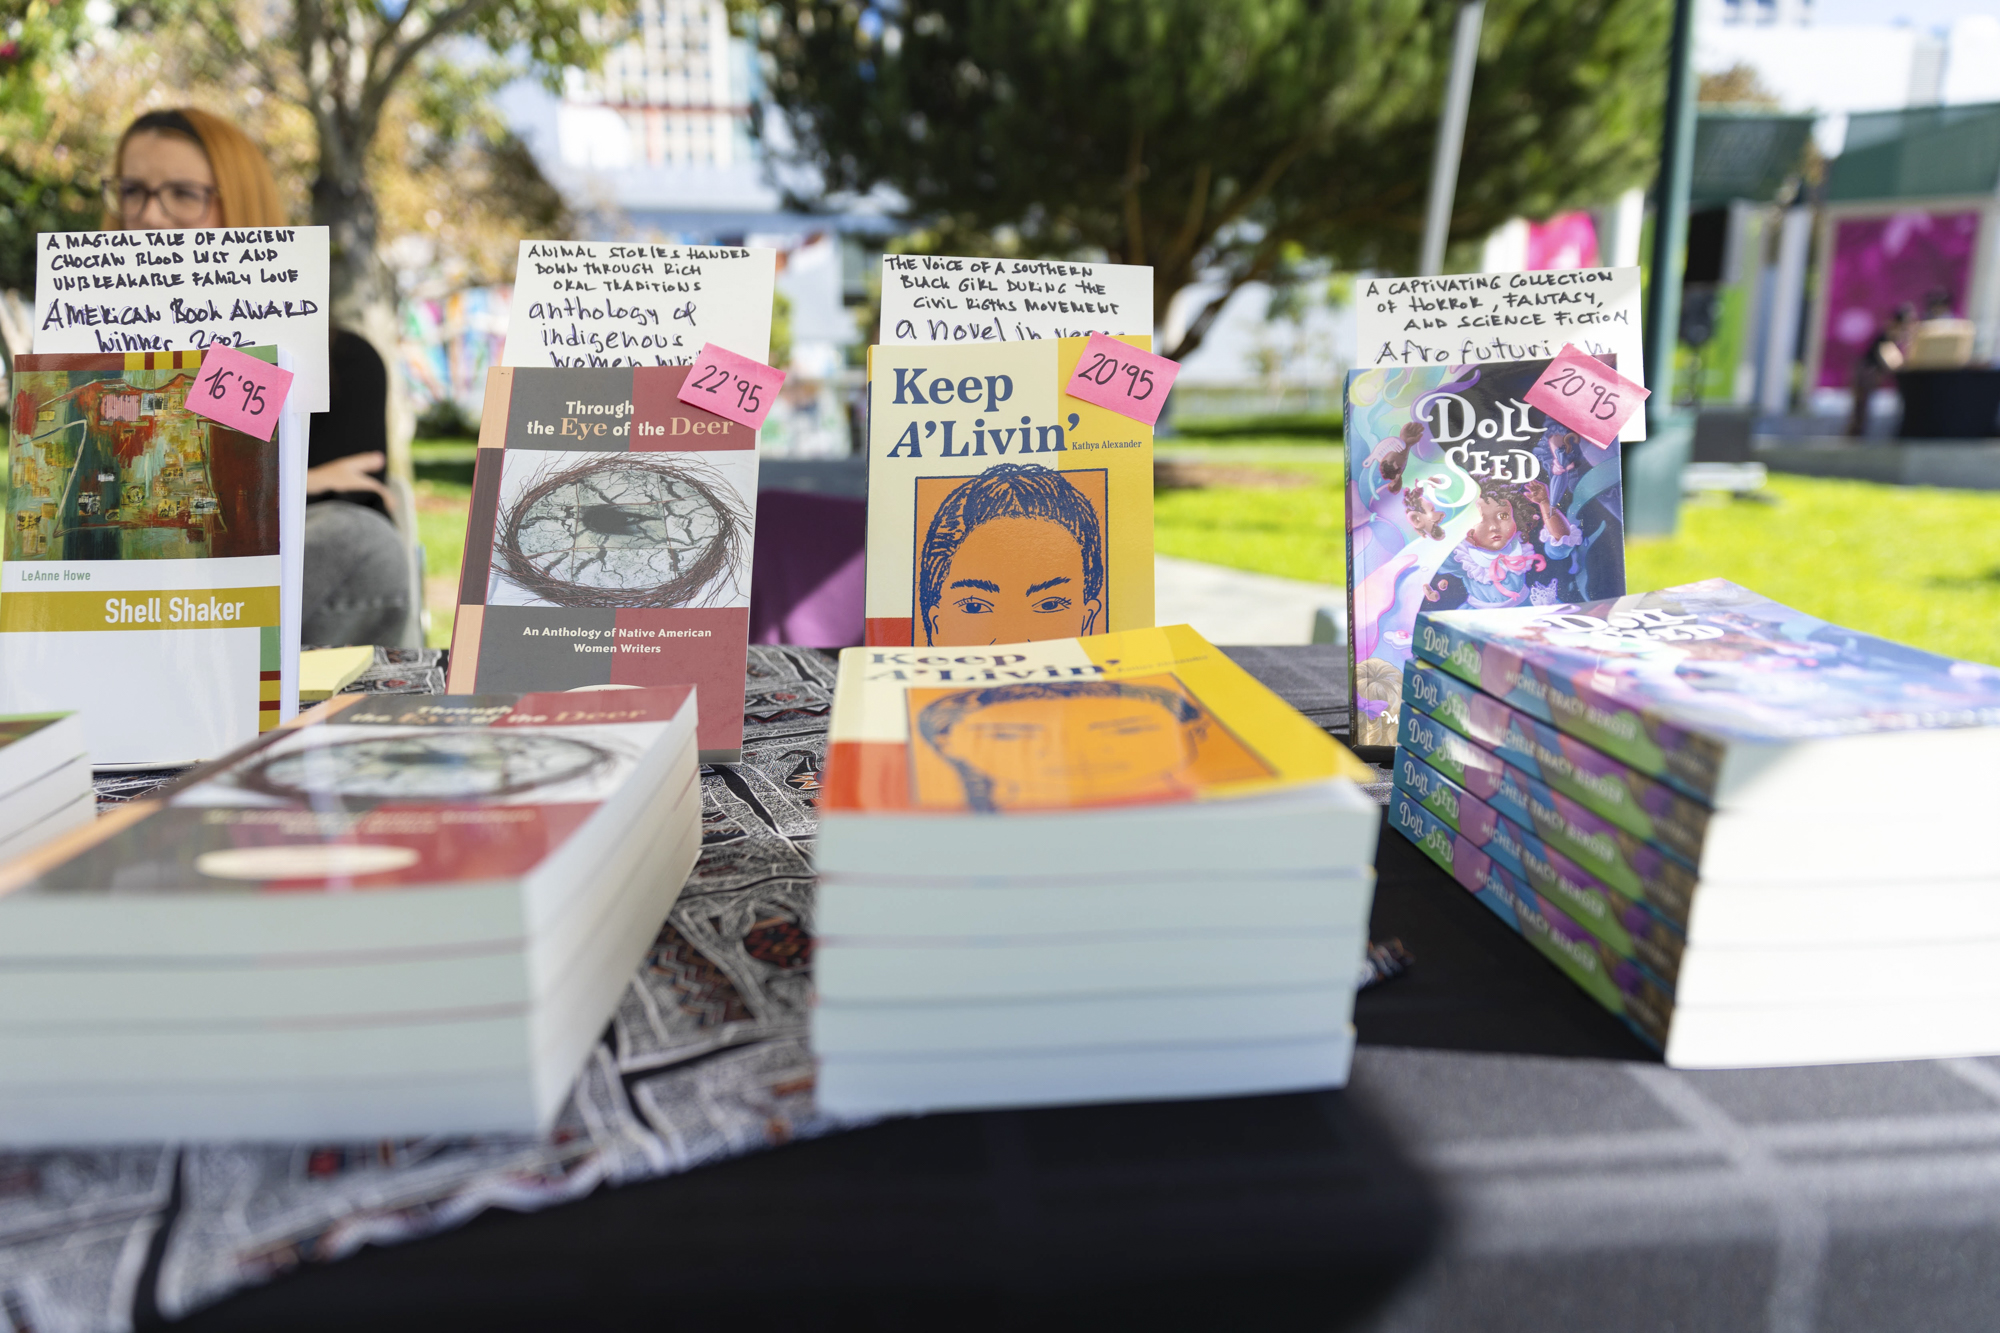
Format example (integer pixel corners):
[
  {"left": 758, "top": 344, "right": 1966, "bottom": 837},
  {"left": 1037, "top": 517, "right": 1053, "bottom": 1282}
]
[
  {"left": 0, "top": 713, "right": 93, "bottom": 862},
  {"left": 1388, "top": 579, "right": 2000, "bottom": 1067},
  {"left": 0, "top": 686, "right": 703, "bottom": 1143},
  {"left": 813, "top": 625, "right": 1382, "bottom": 1114}
]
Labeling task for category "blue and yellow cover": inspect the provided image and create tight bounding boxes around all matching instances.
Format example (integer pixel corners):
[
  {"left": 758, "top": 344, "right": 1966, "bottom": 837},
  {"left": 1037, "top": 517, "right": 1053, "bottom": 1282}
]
[{"left": 1345, "top": 359, "right": 1624, "bottom": 746}]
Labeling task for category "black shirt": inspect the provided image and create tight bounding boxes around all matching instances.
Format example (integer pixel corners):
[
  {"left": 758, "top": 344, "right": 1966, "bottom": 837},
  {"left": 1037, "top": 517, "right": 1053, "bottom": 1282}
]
[{"left": 308, "top": 329, "right": 390, "bottom": 516}]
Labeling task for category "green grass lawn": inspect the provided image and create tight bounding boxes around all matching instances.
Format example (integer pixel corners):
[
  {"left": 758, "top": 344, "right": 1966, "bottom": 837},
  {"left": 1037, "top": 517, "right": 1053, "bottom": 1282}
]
[{"left": 411, "top": 439, "right": 477, "bottom": 647}]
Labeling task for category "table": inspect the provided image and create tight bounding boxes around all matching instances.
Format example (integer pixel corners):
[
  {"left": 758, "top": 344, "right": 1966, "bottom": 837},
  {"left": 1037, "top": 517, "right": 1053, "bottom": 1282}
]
[
  {"left": 1897, "top": 367, "right": 2000, "bottom": 439},
  {"left": 35, "top": 647, "right": 2000, "bottom": 1331}
]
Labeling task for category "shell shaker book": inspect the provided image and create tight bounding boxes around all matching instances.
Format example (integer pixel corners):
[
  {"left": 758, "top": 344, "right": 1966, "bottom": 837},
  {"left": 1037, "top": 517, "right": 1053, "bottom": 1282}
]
[
  {"left": 864, "top": 338, "right": 1155, "bottom": 649},
  {"left": 813, "top": 624, "right": 1380, "bottom": 1115},
  {"left": 0, "top": 685, "right": 702, "bottom": 1142},
  {"left": 448, "top": 365, "right": 757, "bottom": 762},
  {"left": 1413, "top": 578, "right": 2000, "bottom": 809},
  {"left": 2, "top": 348, "right": 304, "bottom": 765},
  {"left": 1345, "top": 358, "right": 1625, "bottom": 747}
]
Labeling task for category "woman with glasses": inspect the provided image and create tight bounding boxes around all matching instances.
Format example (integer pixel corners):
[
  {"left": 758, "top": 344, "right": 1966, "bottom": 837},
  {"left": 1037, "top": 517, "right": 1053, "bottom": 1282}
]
[{"left": 110, "top": 109, "right": 414, "bottom": 647}]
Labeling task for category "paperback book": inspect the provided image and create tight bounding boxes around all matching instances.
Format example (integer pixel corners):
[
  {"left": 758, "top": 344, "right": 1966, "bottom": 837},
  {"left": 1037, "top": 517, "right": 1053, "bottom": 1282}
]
[
  {"left": 1412, "top": 579, "right": 2000, "bottom": 808},
  {"left": 863, "top": 338, "right": 1155, "bottom": 648},
  {"left": 2, "top": 349, "right": 304, "bottom": 764},
  {"left": 0, "top": 711, "right": 91, "bottom": 862},
  {"left": 1345, "top": 358, "right": 1624, "bottom": 747},
  {"left": 0, "top": 685, "right": 702, "bottom": 1142},
  {"left": 447, "top": 366, "right": 757, "bottom": 761},
  {"left": 815, "top": 624, "right": 1379, "bottom": 1114}
]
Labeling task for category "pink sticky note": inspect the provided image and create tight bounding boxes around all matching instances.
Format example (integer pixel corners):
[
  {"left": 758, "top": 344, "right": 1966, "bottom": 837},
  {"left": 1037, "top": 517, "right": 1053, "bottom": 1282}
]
[
  {"left": 186, "top": 345, "right": 294, "bottom": 441},
  {"left": 1522, "top": 344, "right": 1649, "bottom": 447},
  {"left": 676, "top": 343, "right": 786, "bottom": 431},
  {"left": 1062, "top": 333, "right": 1179, "bottom": 427}
]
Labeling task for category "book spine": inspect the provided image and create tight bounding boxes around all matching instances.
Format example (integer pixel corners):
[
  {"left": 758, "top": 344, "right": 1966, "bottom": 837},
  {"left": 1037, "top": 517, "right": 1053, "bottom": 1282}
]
[
  {"left": 1393, "top": 751, "right": 1687, "bottom": 980},
  {"left": 1389, "top": 789, "right": 1669, "bottom": 1049},
  {"left": 1413, "top": 612, "right": 1725, "bottom": 802},
  {"left": 1402, "top": 661, "right": 1711, "bottom": 863}
]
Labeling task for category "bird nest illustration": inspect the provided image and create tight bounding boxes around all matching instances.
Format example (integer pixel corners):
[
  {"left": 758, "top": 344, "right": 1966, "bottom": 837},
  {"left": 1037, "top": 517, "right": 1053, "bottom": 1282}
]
[
  {"left": 233, "top": 732, "right": 622, "bottom": 802},
  {"left": 491, "top": 453, "right": 750, "bottom": 609}
]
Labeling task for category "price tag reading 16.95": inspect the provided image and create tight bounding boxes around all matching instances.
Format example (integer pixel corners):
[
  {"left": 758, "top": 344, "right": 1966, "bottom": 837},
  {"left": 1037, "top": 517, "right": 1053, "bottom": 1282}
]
[
  {"left": 675, "top": 342, "right": 786, "bottom": 431},
  {"left": 1061, "top": 333, "right": 1180, "bottom": 427},
  {"left": 187, "top": 345, "right": 295, "bottom": 442}
]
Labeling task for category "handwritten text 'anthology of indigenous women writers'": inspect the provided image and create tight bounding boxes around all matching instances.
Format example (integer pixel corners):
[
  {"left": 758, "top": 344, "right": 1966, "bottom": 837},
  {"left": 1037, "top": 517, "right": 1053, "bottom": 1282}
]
[
  {"left": 1354, "top": 266, "right": 1646, "bottom": 442},
  {"left": 503, "top": 241, "right": 776, "bottom": 369}
]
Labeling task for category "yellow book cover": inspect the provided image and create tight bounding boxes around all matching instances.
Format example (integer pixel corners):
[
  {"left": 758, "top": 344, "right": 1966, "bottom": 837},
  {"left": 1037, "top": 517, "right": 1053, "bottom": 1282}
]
[
  {"left": 863, "top": 338, "right": 1154, "bottom": 648},
  {"left": 823, "top": 624, "right": 1373, "bottom": 814}
]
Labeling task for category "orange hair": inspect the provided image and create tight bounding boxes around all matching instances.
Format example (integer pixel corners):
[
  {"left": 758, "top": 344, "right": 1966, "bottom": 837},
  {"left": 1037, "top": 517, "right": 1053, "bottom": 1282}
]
[{"left": 110, "top": 108, "right": 285, "bottom": 228}]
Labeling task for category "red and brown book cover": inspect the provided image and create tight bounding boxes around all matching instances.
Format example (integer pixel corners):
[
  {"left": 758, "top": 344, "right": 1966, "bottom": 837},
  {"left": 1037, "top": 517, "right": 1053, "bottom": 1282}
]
[
  {"left": 1, "top": 686, "right": 695, "bottom": 903},
  {"left": 447, "top": 366, "right": 756, "bottom": 761}
]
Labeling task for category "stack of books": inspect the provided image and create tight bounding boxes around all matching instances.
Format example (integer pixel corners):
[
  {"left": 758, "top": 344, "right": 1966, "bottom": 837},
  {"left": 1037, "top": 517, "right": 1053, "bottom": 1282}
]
[
  {"left": 1390, "top": 579, "right": 2000, "bottom": 1066},
  {"left": 813, "top": 625, "right": 1382, "bottom": 1114},
  {"left": 0, "top": 712, "right": 91, "bottom": 863},
  {"left": 0, "top": 686, "right": 702, "bottom": 1143}
]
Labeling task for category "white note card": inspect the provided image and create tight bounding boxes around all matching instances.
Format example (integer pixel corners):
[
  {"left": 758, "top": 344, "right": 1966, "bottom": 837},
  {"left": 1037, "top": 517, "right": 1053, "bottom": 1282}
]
[
  {"left": 879, "top": 255, "right": 1153, "bottom": 345},
  {"left": 33, "top": 227, "right": 332, "bottom": 414},
  {"left": 503, "top": 241, "right": 776, "bottom": 367},
  {"left": 1353, "top": 265, "right": 1647, "bottom": 441}
]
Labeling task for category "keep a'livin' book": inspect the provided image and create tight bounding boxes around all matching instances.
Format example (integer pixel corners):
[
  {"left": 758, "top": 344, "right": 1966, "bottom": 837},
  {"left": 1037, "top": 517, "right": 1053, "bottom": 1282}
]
[
  {"left": 447, "top": 366, "right": 757, "bottom": 762},
  {"left": 1, "top": 349, "right": 304, "bottom": 766},
  {"left": 1345, "top": 358, "right": 1624, "bottom": 748},
  {"left": 863, "top": 339, "right": 1155, "bottom": 649}
]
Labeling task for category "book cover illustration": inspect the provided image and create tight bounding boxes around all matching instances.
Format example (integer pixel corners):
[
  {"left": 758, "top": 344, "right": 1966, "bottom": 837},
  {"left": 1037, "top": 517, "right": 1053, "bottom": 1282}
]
[
  {"left": 448, "top": 366, "right": 757, "bottom": 762},
  {"left": 1413, "top": 579, "right": 2000, "bottom": 794},
  {"left": 1402, "top": 658, "right": 1710, "bottom": 861},
  {"left": 823, "top": 625, "right": 1373, "bottom": 815},
  {"left": 1390, "top": 789, "right": 1671, "bottom": 1047},
  {"left": 1344, "top": 358, "right": 1625, "bottom": 747},
  {"left": 864, "top": 338, "right": 1154, "bottom": 649},
  {"left": 13, "top": 687, "right": 694, "bottom": 897},
  {"left": 2, "top": 350, "right": 289, "bottom": 764}
]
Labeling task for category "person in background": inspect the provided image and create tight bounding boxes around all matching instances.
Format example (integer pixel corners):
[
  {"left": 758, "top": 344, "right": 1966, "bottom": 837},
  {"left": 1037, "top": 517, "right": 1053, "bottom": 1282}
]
[
  {"left": 109, "top": 108, "right": 411, "bottom": 645},
  {"left": 1846, "top": 303, "right": 1913, "bottom": 438}
]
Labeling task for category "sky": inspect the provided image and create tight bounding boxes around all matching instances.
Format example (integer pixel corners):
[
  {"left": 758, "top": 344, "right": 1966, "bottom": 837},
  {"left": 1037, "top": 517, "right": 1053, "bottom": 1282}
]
[{"left": 1813, "top": 0, "right": 1999, "bottom": 25}]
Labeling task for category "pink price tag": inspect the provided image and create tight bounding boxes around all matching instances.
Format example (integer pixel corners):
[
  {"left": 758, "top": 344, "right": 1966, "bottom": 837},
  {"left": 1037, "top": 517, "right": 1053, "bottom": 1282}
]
[
  {"left": 675, "top": 343, "right": 785, "bottom": 431},
  {"left": 1521, "top": 344, "right": 1649, "bottom": 447},
  {"left": 186, "top": 345, "right": 293, "bottom": 441},
  {"left": 1061, "top": 333, "right": 1179, "bottom": 427}
]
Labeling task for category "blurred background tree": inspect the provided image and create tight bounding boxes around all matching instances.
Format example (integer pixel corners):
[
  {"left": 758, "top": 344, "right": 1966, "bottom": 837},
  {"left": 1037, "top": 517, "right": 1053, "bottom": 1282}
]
[{"left": 753, "top": 0, "right": 1670, "bottom": 360}]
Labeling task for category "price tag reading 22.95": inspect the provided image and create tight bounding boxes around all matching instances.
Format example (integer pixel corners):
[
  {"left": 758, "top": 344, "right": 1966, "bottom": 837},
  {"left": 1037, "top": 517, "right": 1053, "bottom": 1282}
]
[
  {"left": 1062, "top": 333, "right": 1180, "bottom": 427},
  {"left": 186, "top": 345, "right": 294, "bottom": 442},
  {"left": 676, "top": 342, "right": 786, "bottom": 431},
  {"left": 1521, "top": 344, "right": 1649, "bottom": 447}
]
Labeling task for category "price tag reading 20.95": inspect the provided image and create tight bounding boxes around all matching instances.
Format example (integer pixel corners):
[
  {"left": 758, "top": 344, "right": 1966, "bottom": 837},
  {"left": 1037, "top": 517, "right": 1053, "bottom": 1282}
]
[
  {"left": 1062, "top": 333, "right": 1180, "bottom": 427},
  {"left": 186, "top": 344, "right": 295, "bottom": 442},
  {"left": 675, "top": 342, "right": 786, "bottom": 431},
  {"left": 1520, "top": 343, "right": 1648, "bottom": 447}
]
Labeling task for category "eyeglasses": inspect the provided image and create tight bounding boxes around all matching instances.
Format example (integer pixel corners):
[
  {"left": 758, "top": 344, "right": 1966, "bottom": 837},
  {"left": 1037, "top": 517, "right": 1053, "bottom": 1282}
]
[{"left": 107, "top": 178, "right": 218, "bottom": 225}]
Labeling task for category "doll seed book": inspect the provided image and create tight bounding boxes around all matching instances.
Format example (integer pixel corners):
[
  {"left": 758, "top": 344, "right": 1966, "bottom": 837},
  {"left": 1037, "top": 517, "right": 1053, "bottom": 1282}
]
[
  {"left": 2, "top": 348, "right": 305, "bottom": 765},
  {"left": 1412, "top": 578, "right": 2000, "bottom": 812},
  {"left": 863, "top": 338, "right": 1155, "bottom": 649},
  {"left": 0, "top": 685, "right": 700, "bottom": 1143},
  {"left": 1345, "top": 358, "right": 1625, "bottom": 748},
  {"left": 447, "top": 366, "right": 757, "bottom": 762},
  {"left": 813, "top": 624, "right": 1379, "bottom": 1115}
]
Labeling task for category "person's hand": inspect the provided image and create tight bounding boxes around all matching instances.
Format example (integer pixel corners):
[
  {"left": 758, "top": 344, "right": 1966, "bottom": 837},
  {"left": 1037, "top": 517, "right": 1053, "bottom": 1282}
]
[
  {"left": 1524, "top": 479, "right": 1550, "bottom": 508},
  {"left": 306, "top": 452, "right": 391, "bottom": 504}
]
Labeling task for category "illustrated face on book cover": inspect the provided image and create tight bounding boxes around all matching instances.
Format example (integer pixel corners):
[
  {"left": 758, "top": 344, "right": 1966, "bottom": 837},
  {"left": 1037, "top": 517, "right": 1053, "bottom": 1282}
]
[
  {"left": 914, "top": 463, "right": 1108, "bottom": 646},
  {"left": 906, "top": 675, "right": 1272, "bottom": 812},
  {"left": 1345, "top": 361, "right": 1625, "bottom": 746},
  {"left": 489, "top": 450, "right": 751, "bottom": 609},
  {"left": 7, "top": 360, "right": 278, "bottom": 562}
]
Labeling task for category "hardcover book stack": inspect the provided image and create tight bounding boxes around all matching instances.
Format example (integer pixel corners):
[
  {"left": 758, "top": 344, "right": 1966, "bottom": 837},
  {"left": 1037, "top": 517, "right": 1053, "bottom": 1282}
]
[
  {"left": 1389, "top": 579, "right": 2000, "bottom": 1067},
  {"left": 0, "top": 712, "right": 92, "bottom": 863},
  {"left": 813, "top": 625, "right": 1381, "bottom": 1114},
  {"left": 0, "top": 686, "right": 702, "bottom": 1143}
]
